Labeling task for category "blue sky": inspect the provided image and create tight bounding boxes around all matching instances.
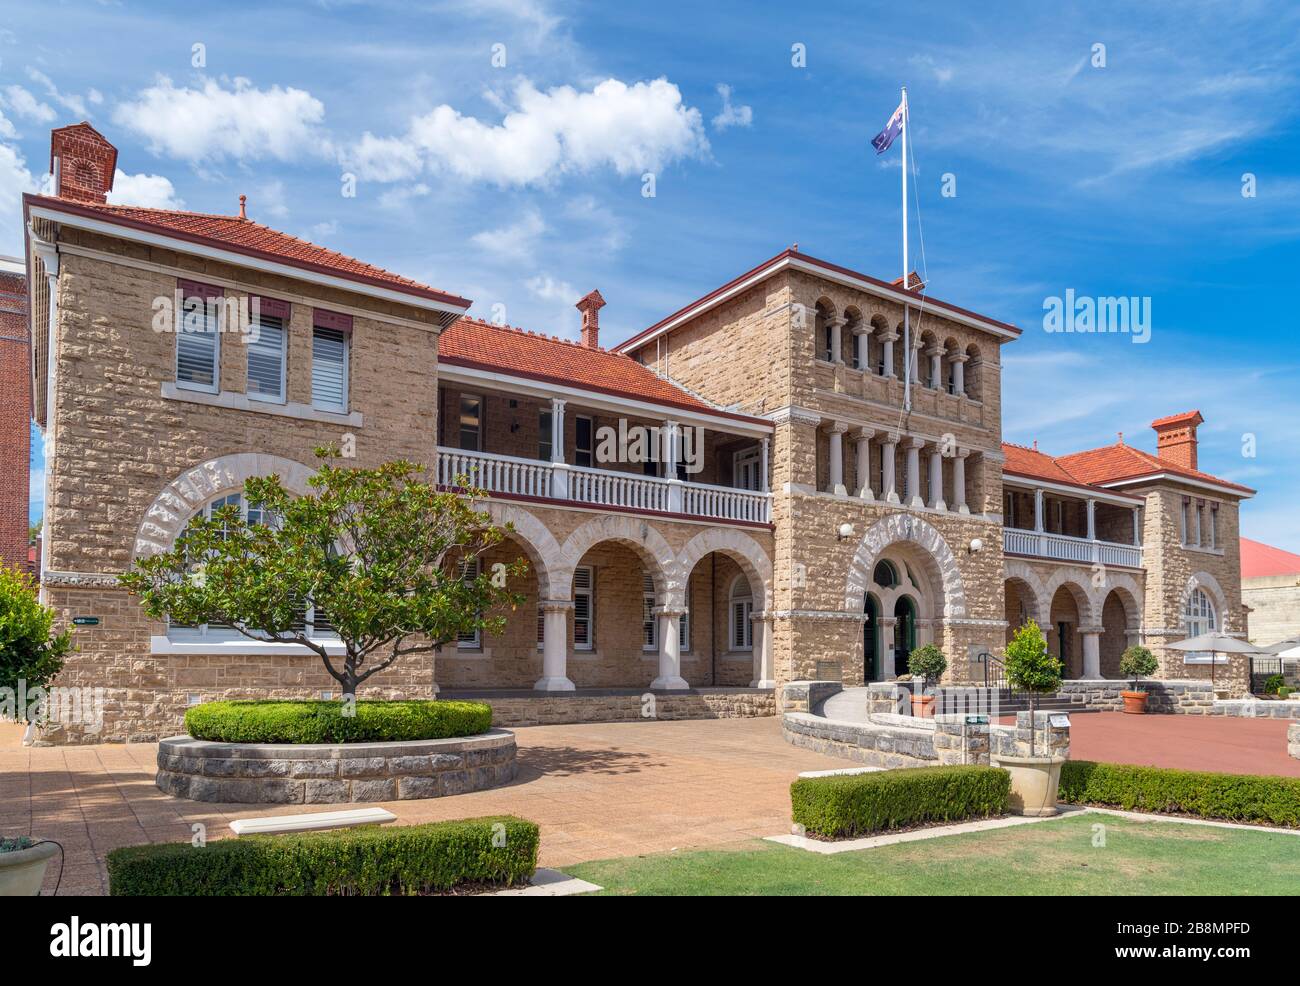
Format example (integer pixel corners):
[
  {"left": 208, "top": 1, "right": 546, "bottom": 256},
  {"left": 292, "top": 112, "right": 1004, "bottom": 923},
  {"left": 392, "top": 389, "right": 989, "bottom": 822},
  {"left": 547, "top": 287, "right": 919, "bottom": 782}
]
[{"left": 3, "top": 1, "right": 1299, "bottom": 547}]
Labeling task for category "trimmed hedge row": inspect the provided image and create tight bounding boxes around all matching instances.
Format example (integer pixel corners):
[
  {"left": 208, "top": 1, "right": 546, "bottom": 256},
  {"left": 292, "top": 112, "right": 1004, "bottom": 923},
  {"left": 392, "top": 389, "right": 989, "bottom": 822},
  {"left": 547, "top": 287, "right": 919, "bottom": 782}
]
[
  {"left": 790, "top": 765, "right": 1011, "bottom": 839},
  {"left": 1059, "top": 761, "right": 1300, "bottom": 828},
  {"left": 183, "top": 699, "right": 492, "bottom": 744},
  {"left": 107, "top": 816, "right": 538, "bottom": 895}
]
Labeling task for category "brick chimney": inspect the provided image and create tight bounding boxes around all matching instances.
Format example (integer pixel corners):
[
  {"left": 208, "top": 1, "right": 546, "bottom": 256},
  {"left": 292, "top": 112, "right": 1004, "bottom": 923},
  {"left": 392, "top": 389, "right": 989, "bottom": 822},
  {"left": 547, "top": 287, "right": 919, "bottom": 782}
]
[
  {"left": 1151, "top": 410, "right": 1204, "bottom": 471},
  {"left": 576, "top": 289, "right": 606, "bottom": 349},
  {"left": 50, "top": 122, "right": 117, "bottom": 204}
]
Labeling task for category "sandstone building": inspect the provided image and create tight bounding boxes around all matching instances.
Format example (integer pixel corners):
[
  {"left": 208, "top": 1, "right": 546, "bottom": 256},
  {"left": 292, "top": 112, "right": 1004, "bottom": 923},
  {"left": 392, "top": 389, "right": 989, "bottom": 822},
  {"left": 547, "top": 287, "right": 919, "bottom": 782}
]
[{"left": 17, "top": 124, "right": 1256, "bottom": 742}]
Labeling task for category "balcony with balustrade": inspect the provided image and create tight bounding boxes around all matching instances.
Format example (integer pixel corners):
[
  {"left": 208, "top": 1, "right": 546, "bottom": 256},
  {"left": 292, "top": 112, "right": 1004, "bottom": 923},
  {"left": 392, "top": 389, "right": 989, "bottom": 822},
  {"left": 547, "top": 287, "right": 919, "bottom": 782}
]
[
  {"left": 435, "top": 383, "right": 773, "bottom": 526},
  {"left": 1002, "top": 480, "right": 1144, "bottom": 569}
]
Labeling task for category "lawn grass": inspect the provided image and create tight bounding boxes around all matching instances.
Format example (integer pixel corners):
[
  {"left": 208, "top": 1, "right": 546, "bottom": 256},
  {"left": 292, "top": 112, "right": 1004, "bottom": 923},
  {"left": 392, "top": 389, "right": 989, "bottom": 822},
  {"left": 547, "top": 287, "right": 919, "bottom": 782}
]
[{"left": 565, "top": 814, "right": 1300, "bottom": 895}]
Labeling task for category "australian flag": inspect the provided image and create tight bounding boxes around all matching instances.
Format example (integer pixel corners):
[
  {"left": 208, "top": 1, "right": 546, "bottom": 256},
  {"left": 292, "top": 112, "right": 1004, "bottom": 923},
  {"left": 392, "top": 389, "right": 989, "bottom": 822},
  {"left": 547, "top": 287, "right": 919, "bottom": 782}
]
[{"left": 871, "top": 101, "right": 906, "bottom": 154}]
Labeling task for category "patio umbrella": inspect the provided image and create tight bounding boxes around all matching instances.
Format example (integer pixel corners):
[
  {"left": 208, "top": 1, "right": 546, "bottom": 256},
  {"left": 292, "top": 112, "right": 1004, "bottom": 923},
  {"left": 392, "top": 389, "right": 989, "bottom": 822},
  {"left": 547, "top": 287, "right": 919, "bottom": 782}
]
[
  {"left": 1165, "top": 633, "right": 1264, "bottom": 686},
  {"left": 1260, "top": 637, "right": 1300, "bottom": 655}
]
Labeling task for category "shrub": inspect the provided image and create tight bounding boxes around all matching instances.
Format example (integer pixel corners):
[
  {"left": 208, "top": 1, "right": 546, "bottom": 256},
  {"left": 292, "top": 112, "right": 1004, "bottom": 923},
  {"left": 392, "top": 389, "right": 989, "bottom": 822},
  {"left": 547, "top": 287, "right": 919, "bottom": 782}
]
[
  {"left": 790, "top": 765, "right": 1011, "bottom": 839},
  {"left": 0, "top": 563, "right": 72, "bottom": 720},
  {"left": 0, "top": 836, "right": 34, "bottom": 853},
  {"left": 1263, "top": 674, "right": 1285, "bottom": 696},
  {"left": 107, "top": 816, "right": 538, "bottom": 895},
  {"left": 1059, "top": 761, "right": 1300, "bottom": 828},
  {"left": 1004, "top": 620, "right": 1062, "bottom": 697},
  {"left": 1119, "top": 645, "right": 1159, "bottom": 691},
  {"left": 184, "top": 699, "right": 492, "bottom": 744},
  {"left": 908, "top": 644, "right": 947, "bottom": 688}
]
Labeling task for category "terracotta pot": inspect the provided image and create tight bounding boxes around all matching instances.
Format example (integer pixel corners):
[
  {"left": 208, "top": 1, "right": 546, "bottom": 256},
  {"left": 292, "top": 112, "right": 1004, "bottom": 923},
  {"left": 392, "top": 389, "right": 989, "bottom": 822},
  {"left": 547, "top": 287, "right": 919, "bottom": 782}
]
[
  {"left": 1121, "top": 690, "right": 1148, "bottom": 714},
  {"left": 911, "top": 694, "right": 936, "bottom": 718},
  {"left": 992, "top": 755, "right": 1064, "bottom": 816},
  {"left": 0, "top": 841, "right": 58, "bottom": 896}
]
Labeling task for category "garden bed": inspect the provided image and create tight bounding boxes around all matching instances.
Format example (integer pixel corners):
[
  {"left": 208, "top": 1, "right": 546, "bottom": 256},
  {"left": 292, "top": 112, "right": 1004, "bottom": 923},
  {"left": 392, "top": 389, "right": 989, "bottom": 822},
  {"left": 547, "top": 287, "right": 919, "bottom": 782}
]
[{"left": 184, "top": 699, "right": 492, "bottom": 744}]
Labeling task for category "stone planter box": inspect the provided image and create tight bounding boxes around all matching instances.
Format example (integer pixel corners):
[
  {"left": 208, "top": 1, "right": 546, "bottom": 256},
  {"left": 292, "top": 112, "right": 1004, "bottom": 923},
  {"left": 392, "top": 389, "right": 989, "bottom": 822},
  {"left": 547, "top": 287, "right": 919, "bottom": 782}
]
[
  {"left": 156, "top": 729, "right": 518, "bottom": 804},
  {"left": 1289, "top": 723, "right": 1299, "bottom": 762}
]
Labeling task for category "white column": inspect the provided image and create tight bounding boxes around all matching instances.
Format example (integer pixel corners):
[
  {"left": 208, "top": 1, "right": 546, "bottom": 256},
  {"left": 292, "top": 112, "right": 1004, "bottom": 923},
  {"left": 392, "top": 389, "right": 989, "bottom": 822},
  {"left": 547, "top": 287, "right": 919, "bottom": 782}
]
[
  {"left": 1081, "top": 629, "right": 1101, "bottom": 679},
  {"left": 951, "top": 353, "right": 967, "bottom": 396},
  {"left": 749, "top": 612, "right": 775, "bottom": 688},
  {"left": 827, "top": 422, "right": 847, "bottom": 495},
  {"left": 829, "top": 316, "right": 846, "bottom": 364},
  {"left": 927, "top": 347, "right": 943, "bottom": 389},
  {"left": 880, "top": 617, "right": 897, "bottom": 679},
  {"left": 910, "top": 340, "right": 924, "bottom": 383},
  {"left": 534, "top": 601, "right": 576, "bottom": 691},
  {"left": 1086, "top": 498, "right": 1096, "bottom": 540},
  {"left": 927, "top": 446, "right": 945, "bottom": 510},
  {"left": 664, "top": 419, "right": 683, "bottom": 512},
  {"left": 760, "top": 436, "right": 770, "bottom": 492},
  {"left": 906, "top": 438, "right": 924, "bottom": 509},
  {"left": 880, "top": 331, "right": 898, "bottom": 377},
  {"left": 855, "top": 428, "right": 874, "bottom": 499},
  {"left": 852, "top": 325, "right": 869, "bottom": 370},
  {"left": 952, "top": 451, "right": 969, "bottom": 514},
  {"left": 1132, "top": 506, "right": 1141, "bottom": 545},
  {"left": 549, "top": 397, "right": 569, "bottom": 498},
  {"left": 881, "top": 436, "right": 899, "bottom": 504},
  {"left": 1033, "top": 488, "right": 1044, "bottom": 531},
  {"left": 652, "top": 609, "right": 688, "bottom": 690}
]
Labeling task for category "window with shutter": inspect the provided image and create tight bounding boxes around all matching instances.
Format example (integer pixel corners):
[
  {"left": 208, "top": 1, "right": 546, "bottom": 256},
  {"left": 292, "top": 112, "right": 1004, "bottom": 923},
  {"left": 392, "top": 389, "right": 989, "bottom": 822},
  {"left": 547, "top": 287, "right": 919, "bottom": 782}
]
[
  {"left": 176, "top": 281, "right": 221, "bottom": 392},
  {"left": 457, "top": 558, "right": 481, "bottom": 647},
  {"left": 729, "top": 575, "right": 753, "bottom": 651},
  {"left": 312, "top": 325, "right": 348, "bottom": 412},
  {"left": 247, "top": 313, "right": 286, "bottom": 402},
  {"left": 642, "top": 573, "right": 656, "bottom": 650},
  {"left": 573, "top": 566, "right": 593, "bottom": 650}
]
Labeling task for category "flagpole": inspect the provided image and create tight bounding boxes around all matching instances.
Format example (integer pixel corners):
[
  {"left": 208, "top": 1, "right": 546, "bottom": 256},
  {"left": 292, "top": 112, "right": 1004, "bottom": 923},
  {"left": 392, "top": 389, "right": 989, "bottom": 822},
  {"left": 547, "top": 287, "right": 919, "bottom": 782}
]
[{"left": 901, "top": 85, "right": 911, "bottom": 412}]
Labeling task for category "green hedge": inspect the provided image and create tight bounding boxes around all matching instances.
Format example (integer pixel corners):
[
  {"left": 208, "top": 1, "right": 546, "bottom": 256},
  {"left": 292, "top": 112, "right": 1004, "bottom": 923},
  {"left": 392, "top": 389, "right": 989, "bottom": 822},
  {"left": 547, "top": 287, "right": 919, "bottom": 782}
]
[
  {"left": 1059, "top": 761, "right": 1300, "bottom": 828},
  {"left": 790, "top": 765, "right": 1011, "bottom": 839},
  {"left": 184, "top": 699, "right": 492, "bottom": 744},
  {"left": 107, "top": 816, "right": 538, "bottom": 895}
]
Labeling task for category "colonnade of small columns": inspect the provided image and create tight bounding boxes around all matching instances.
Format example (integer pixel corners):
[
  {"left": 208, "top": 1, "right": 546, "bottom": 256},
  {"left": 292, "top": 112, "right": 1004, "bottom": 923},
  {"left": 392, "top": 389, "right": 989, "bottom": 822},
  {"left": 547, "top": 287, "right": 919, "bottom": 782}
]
[{"left": 823, "top": 422, "right": 972, "bottom": 514}]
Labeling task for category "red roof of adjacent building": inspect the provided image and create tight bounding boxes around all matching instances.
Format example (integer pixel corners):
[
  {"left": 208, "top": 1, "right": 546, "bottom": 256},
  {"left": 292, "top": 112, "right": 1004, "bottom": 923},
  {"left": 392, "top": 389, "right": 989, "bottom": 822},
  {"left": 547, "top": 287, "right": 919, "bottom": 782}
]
[
  {"left": 1056, "top": 442, "right": 1254, "bottom": 495},
  {"left": 439, "top": 317, "right": 769, "bottom": 424},
  {"left": 1241, "top": 537, "right": 1300, "bottom": 578},
  {"left": 24, "top": 193, "right": 470, "bottom": 310},
  {"left": 1000, "top": 442, "right": 1143, "bottom": 501}
]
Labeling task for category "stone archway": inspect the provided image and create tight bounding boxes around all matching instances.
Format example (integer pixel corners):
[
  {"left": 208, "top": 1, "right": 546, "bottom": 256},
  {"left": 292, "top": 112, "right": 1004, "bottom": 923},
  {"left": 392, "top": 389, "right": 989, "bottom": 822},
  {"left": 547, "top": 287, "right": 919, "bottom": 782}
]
[
  {"left": 844, "top": 513, "right": 966, "bottom": 618},
  {"left": 482, "top": 502, "right": 562, "bottom": 601},
  {"left": 133, "top": 453, "right": 316, "bottom": 560},
  {"left": 556, "top": 514, "right": 680, "bottom": 606},
  {"left": 675, "top": 527, "right": 773, "bottom": 612}
]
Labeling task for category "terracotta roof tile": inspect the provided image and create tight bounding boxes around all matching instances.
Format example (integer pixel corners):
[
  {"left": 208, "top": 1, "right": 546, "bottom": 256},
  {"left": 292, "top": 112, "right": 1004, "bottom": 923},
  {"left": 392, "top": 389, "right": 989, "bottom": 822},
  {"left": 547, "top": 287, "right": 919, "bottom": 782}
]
[
  {"left": 440, "top": 317, "right": 767, "bottom": 423},
  {"left": 1055, "top": 442, "right": 1254, "bottom": 495},
  {"left": 1241, "top": 537, "right": 1300, "bottom": 578},
  {"left": 1151, "top": 409, "right": 1203, "bottom": 428},
  {"left": 25, "top": 194, "right": 469, "bottom": 309}
]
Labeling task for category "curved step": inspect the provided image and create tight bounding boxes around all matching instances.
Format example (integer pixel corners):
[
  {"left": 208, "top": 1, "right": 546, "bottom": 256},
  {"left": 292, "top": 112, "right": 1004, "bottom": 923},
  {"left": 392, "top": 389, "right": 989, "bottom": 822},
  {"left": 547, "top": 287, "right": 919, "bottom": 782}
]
[{"left": 816, "top": 687, "right": 873, "bottom": 723}]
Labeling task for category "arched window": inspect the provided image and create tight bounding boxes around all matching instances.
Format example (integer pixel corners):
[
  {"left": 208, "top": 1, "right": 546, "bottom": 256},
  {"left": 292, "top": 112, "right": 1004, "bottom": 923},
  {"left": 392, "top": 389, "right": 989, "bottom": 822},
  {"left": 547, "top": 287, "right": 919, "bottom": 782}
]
[
  {"left": 1182, "top": 587, "right": 1217, "bottom": 662},
  {"left": 872, "top": 559, "right": 899, "bottom": 588},
  {"left": 964, "top": 344, "right": 982, "bottom": 400},
  {"left": 729, "top": 575, "right": 753, "bottom": 651}
]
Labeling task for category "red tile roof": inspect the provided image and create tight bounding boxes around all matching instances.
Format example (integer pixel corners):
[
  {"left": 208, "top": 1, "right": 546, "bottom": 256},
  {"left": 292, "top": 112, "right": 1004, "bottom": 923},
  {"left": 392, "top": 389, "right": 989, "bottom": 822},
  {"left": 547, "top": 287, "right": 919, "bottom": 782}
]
[
  {"left": 1241, "top": 537, "right": 1300, "bottom": 578},
  {"left": 1055, "top": 442, "right": 1254, "bottom": 495},
  {"left": 1000, "top": 442, "right": 1143, "bottom": 501},
  {"left": 1151, "top": 409, "right": 1203, "bottom": 429},
  {"left": 440, "top": 317, "right": 769, "bottom": 424},
  {"left": 24, "top": 194, "right": 470, "bottom": 310}
]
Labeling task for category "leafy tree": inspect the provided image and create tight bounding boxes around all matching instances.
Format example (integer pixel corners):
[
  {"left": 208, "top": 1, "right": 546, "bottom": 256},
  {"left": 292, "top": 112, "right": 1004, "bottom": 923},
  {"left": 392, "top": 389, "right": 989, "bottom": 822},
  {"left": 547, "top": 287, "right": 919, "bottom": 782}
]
[
  {"left": 119, "top": 452, "right": 527, "bottom": 697},
  {"left": 907, "top": 643, "right": 947, "bottom": 690},
  {"left": 1003, "top": 620, "right": 1063, "bottom": 752},
  {"left": 0, "top": 563, "right": 71, "bottom": 722},
  {"left": 28, "top": 520, "right": 41, "bottom": 542},
  {"left": 1118, "top": 645, "right": 1159, "bottom": 692}
]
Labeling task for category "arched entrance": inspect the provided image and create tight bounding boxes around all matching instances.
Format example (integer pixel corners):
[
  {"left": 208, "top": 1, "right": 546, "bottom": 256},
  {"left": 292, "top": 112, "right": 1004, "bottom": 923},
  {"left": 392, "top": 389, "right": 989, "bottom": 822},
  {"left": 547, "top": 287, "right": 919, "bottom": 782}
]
[
  {"left": 894, "top": 596, "right": 917, "bottom": 676},
  {"left": 864, "top": 594, "right": 882, "bottom": 681}
]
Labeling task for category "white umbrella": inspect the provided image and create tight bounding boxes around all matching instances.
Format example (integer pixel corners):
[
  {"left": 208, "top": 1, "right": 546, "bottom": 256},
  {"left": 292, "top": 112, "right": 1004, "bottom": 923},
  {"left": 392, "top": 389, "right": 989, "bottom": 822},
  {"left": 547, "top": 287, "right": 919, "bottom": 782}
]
[
  {"left": 1260, "top": 637, "right": 1300, "bottom": 655},
  {"left": 1166, "top": 633, "right": 1264, "bottom": 685}
]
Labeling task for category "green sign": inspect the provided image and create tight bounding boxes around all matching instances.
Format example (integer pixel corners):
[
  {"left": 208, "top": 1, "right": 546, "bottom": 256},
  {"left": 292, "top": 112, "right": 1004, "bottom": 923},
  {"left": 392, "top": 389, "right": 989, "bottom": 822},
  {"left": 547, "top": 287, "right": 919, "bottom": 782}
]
[
  {"left": 965, "top": 715, "right": 988, "bottom": 725},
  {"left": 72, "top": 616, "right": 100, "bottom": 626}
]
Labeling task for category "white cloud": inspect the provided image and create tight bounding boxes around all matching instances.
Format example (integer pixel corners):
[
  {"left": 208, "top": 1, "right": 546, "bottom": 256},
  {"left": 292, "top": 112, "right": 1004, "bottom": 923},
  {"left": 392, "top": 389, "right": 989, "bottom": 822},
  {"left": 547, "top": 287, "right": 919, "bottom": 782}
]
[
  {"left": 253, "top": 179, "right": 290, "bottom": 219},
  {"left": 711, "top": 83, "right": 752, "bottom": 130},
  {"left": 0, "top": 109, "right": 17, "bottom": 141},
  {"left": 106, "top": 169, "right": 184, "bottom": 209},
  {"left": 347, "top": 77, "right": 708, "bottom": 186},
  {"left": 113, "top": 76, "right": 328, "bottom": 163},
  {"left": 25, "top": 68, "right": 91, "bottom": 119},
  {"left": 309, "top": 219, "right": 339, "bottom": 239},
  {"left": 0, "top": 141, "right": 38, "bottom": 254},
  {"left": 525, "top": 274, "right": 576, "bottom": 303},
  {"left": 1, "top": 85, "right": 55, "bottom": 123},
  {"left": 471, "top": 208, "right": 546, "bottom": 261},
  {"left": 910, "top": 54, "right": 954, "bottom": 85}
]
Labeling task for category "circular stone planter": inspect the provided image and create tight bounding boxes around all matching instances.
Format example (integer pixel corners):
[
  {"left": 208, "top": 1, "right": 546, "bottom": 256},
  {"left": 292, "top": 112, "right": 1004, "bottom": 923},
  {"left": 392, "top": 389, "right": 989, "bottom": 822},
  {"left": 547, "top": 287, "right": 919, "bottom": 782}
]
[
  {"left": 0, "top": 841, "right": 59, "bottom": 896},
  {"left": 992, "top": 754, "right": 1064, "bottom": 817},
  {"left": 156, "top": 729, "right": 517, "bottom": 804}
]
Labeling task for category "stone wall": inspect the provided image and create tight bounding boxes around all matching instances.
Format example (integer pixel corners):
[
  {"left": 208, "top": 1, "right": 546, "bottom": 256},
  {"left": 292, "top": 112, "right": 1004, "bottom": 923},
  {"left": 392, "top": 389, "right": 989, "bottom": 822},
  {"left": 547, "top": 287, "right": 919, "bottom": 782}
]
[
  {"left": 1243, "top": 574, "right": 1300, "bottom": 646},
  {"left": 156, "top": 729, "right": 517, "bottom": 804},
  {"left": 1056, "top": 678, "right": 1300, "bottom": 717},
  {"left": 442, "top": 686, "right": 774, "bottom": 728}
]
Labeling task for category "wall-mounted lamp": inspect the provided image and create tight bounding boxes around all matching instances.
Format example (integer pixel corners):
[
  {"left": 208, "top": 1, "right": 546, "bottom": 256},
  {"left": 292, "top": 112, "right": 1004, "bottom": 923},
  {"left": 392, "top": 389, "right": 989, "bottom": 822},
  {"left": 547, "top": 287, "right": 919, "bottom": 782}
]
[
  {"left": 968, "top": 537, "right": 983, "bottom": 554},
  {"left": 836, "top": 522, "right": 855, "bottom": 541}
]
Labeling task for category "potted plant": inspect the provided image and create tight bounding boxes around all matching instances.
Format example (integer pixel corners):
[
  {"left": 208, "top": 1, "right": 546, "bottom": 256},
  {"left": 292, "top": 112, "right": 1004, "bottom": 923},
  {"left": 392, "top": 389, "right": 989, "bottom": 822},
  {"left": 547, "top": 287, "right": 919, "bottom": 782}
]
[
  {"left": 995, "top": 620, "right": 1065, "bottom": 816},
  {"left": 1119, "top": 645, "right": 1159, "bottom": 713},
  {"left": 0, "top": 563, "right": 72, "bottom": 745},
  {"left": 0, "top": 837, "right": 60, "bottom": 896},
  {"left": 906, "top": 644, "right": 947, "bottom": 718}
]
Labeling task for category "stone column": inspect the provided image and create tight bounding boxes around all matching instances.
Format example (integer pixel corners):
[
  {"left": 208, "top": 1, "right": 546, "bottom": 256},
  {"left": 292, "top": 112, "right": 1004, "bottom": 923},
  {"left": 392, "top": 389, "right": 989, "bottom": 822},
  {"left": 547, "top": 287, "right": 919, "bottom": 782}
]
[
  {"left": 652, "top": 610, "right": 689, "bottom": 690},
  {"left": 549, "top": 397, "right": 569, "bottom": 498},
  {"left": 828, "top": 315, "right": 847, "bottom": 364},
  {"left": 1132, "top": 506, "right": 1141, "bottom": 545},
  {"left": 880, "top": 330, "right": 898, "bottom": 377},
  {"left": 928, "top": 446, "right": 946, "bottom": 511},
  {"left": 911, "top": 340, "right": 924, "bottom": 384},
  {"left": 906, "top": 438, "right": 924, "bottom": 509},
  {"left": 750, "top": 612, "right": 775, "bottom": 688},
  {"left": 855, "top": 428, "right": 875, "bottom": 499},
  {"left": 879, "top": 617, "right": 898, "bottom": 679},
  {"left": 950, "top": 353, "right": 968, "bottom": 396},
  {"left": 1034, "top": 489, "right": 1044, "bottom": 531},
  {"left": 1086, "top": 498, "right": 1096, "bottom": 541},
  {"left": 534, "top": 601, "right": 576, "bottom": 691},
  {"left": 952, "top": 450, "right": 969, "bottom": 514},
  {"left": 927, "top": 346, "right": 944, "bottom": 390},
  {"left": 827, "top": 422, "right": 848, "bottom": 495},
  {"left": 760, "top": 436, "right": 770, "bottom": 492},
  {"left": 663, "top": 420, "right": 684, "bottom": 512},
  {"left": 852, "top": 324, "right": 870, "bottom": 370},
  {"left": 881, "top": 435, "right": 899, "bottom": 504},
  {"left": 1081, "top": 628, "right": 1102, "bottom": 680}
]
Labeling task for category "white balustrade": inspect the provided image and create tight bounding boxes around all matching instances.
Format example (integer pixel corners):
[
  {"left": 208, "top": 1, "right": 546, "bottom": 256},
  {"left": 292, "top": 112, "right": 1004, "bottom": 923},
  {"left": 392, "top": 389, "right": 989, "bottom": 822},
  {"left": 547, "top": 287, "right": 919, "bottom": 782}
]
[
  {"left": 436, "top": 448, "right": 553, "bottom": 499},
  {"left": 1003, "top": 527, "right": 1141, "bottom": 568}
]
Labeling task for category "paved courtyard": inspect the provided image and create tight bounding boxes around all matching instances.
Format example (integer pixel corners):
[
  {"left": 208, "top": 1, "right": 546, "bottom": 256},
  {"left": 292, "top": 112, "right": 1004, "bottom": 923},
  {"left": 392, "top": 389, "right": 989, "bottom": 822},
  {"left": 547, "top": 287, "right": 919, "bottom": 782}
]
[{"left": 0, "top": 716, "right": 846, "bottom": 895}]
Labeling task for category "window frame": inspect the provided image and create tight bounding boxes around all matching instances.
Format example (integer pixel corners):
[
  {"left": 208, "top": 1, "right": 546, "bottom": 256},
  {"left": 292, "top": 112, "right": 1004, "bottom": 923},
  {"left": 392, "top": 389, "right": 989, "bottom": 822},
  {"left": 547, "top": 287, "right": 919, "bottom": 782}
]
[
  {"left": 573, "top": 565, "right": 594, "bottom": 650},
  {"left": 458, "top": 394, "right": 484, "bottom": 452},
  {"left": 729, "top": 575, "right": 754, "bottom": 651},
  {"left": 456, "top": 557, "right": 481, "bottom": 649},
  {"left": 1182, "top": 587, "right": 1219, "bottom": 662},
  {"left": 574, "top": 415, "right": 594, "bottom": 468},
  {"left": 311, "top": 315, "right": 351, "bottom": 414},
  {"left": 246, "top": 301, "right": 289, "bottom": 405},
  {"left": 175, "top": 279, "right": 222, "bottom": 395}
]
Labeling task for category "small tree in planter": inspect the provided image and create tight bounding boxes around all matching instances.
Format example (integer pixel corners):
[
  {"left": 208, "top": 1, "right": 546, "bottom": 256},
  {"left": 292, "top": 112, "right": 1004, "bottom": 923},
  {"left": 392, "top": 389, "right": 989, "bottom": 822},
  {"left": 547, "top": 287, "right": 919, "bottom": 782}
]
[
  {"left": 1003, "top": 620, "right": 1063, "bottom": 753},
  {"left": 1118, "top": 645, "right": 1159, "bottom": 714},
  {"left": 906, "top": 644, "right": 947, "bottom": 717},
  {"left": 0, "top": 563, "right": 72, "bottom": 743},
  {"left": 119, "top": 452, "right": 526, "bottom": 700},
  {"left": 998, "top": 620, "right": 1066, "bottom": 816}
]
